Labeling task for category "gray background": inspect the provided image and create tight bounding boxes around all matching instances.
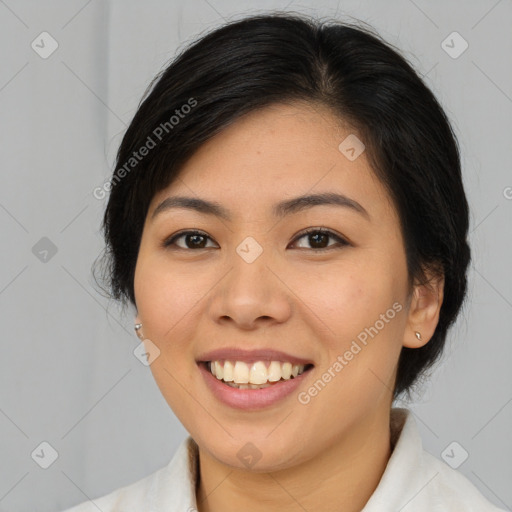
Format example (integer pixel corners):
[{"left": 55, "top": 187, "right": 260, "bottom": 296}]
[{"left": 0, "top": 1, "right": 511, "bottom": 511}]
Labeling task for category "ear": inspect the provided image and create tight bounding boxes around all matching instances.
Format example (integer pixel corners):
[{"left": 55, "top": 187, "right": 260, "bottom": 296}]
[
  {"left": 134, "top": 314, "right": 144, "bottom": 340},
  {"left": 404, "top": 269, "right": 444, "bottom": 349}
]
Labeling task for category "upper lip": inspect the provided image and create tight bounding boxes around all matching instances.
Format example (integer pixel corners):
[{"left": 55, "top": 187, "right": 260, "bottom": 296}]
[{"left": 196, "top": 348, "right": 314, "bottom": 366}]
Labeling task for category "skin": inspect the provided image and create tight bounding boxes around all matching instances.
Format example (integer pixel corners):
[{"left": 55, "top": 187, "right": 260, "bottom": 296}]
[{"left": 133, "top": 101, "right": 444, "bottom": 512}]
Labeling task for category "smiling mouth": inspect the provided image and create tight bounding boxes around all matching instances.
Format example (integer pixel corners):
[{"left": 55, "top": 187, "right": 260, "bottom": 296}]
[{"left": 199, "top": 360, "right": 314, "bottom": 389}]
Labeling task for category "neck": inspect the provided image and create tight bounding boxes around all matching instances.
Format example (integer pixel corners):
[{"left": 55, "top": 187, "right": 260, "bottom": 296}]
[{"left": 195, "top": 407, "right": 393, "bottom": 512}]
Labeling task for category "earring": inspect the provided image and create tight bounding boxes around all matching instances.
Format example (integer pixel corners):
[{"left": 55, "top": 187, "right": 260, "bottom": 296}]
[
  {"left": 415, "top": 331, "right": 422, "bottom": 340},
  {"left": 134, "top": 323, "right": 143, "bottom": 339}
]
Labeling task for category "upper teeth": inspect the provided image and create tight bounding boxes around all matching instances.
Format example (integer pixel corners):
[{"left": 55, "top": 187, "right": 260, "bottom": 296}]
[{"left": 209, "top": 360, "right": 306, "bottom": 384}]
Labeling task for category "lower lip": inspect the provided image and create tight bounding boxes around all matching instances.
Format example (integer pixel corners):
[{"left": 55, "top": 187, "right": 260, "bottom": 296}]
[{"left": 198, "top": 362, "right": 313, "bottom": 410}]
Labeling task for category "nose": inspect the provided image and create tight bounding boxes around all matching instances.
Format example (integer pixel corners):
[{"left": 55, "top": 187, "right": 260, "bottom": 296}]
[{"left": 208, "top": 239, "right": 293, "bottom": 330}]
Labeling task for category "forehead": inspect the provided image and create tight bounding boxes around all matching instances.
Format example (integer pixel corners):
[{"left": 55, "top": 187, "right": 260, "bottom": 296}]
[{"left": 149, "top": 101, "right": 394, "bottom": 222}]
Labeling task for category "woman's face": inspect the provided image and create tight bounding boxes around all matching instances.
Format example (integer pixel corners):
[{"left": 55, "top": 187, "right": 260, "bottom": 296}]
[{"left": 134, "top": 102, "right": 419, "bottom": 470}]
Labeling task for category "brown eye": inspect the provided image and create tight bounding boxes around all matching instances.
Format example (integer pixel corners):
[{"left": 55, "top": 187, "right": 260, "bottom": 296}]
[
  {"left": 162, "top": 228, "right": 349, "bottom": 252},
  {"left": 291, "top": 228, "right": 349, "bottom": 251},
  {"left": 163, "top": 230, "right": 217, "bottom": 250}
]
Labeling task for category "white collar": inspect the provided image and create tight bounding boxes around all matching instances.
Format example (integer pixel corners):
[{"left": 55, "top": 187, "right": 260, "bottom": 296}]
[{"left": 85, "top": 407, "right": 503, "bottom": 511}]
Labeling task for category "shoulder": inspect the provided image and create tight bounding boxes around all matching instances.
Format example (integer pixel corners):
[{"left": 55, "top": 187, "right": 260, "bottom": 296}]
[
  {"left": 60, "top": 436, "right": 197, "bottom": 512},
  {"left": 60, "top": 464, "right": 166, "bottom": 512},
  {"left": 363, "top": 408, "right": 505, "bottom": 512},
  {"left": 418, "top": 450, "right": 506, "bottom": 512}
]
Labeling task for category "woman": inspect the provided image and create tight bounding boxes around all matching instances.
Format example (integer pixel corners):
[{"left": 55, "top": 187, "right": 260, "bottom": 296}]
[{"left": 64, "top": 13, "right": 504, "bottom": 512}]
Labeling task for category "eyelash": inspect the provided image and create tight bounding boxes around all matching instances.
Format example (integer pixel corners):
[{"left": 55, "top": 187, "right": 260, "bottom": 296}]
[{"left": 162, "top": 227, "right": 350, "bottom": 252}]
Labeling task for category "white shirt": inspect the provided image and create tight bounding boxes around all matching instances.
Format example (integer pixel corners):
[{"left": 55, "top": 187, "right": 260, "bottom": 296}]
[{"left": 62, "top": 408, "right": 505, "bottom": 511}]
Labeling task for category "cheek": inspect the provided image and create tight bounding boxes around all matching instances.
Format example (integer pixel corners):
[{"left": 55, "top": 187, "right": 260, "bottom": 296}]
[
  {"left": 134, "top": 256, "right": 209, "bottom": 347},
  {"left": 134, "top": 257, "right": 208, "bottom": 414},
  {"left": 297, "top": 260, "right": 397, "bottom": 336},
  {"left": 297, "top": 257, "right": 406, "bottom": 386}
]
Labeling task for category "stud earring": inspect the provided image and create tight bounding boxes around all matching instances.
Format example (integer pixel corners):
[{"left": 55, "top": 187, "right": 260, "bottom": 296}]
[
  {"left": 415, "top": 331, "right": 422, "bottom": 340},
  {"left": 134, "top": 323, "right": 143, "bottom": 339}
]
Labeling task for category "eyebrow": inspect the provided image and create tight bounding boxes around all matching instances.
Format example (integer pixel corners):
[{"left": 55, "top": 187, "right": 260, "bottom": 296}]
[{"left": 151, "top": 192, "right": 370, "bottom": 221}]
